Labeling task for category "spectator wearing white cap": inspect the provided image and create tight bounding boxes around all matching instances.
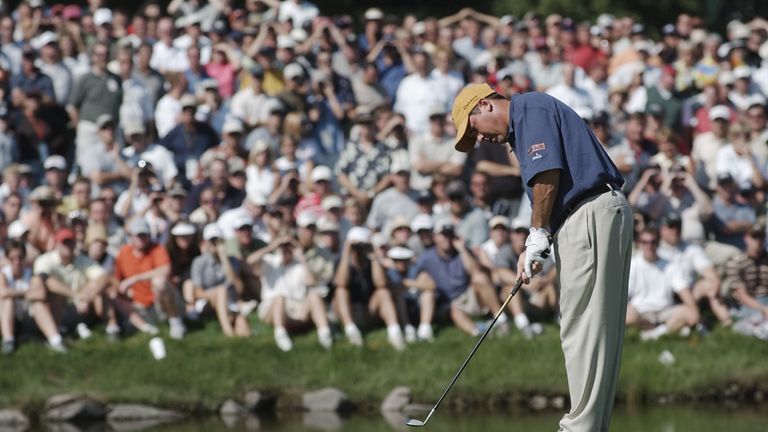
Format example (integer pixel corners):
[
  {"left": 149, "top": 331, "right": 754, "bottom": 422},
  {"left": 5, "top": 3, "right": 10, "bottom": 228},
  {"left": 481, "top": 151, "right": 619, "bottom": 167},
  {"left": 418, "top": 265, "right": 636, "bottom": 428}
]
[
  {"left": 277, "top": 63, "right": 310, "bottom": 113},
  {"left": 80, "top": 114, "right": 133, "bottom": 195},
  {"left": 332, "top": 226, "right": 406, "bottom": 350},
  {"left": 366, "top": 161, "right": 419, "bottom": 232},
  {"left": 41, "top": 155, "right": 69, "bottom": 200},
  {"left": 728, "top": 66, "right": 759, "bottom": 112},
  {"left": 35, "top": 31, "right": 72, "bottom": 106},
  {"left": 385, "top": 246, "right": 436, "bottom": 343},
  {"left": 358, "top": 8, "right": 384, "bottom": 53},
  {"left": 408, "top": 105, "right": 464, "bottom": 192},
  {"left": 277, "top": 0, "right": 319, "bottom": 30},
  {"left": 407, "top": 213, "right": 434, "bottom": 256},
  {"left": 478, "top": 216, "right": 543, "bottom": 338},
  {"left": 691, "top": 104, "right": 733, "bottom": 190},
  {"left": 247, "top": 230, "right": 332, "bottom": 352},
  {"left": 187, "top": 223, "right": 250, "bottom": 337},
  {"left": 244, "top": 140, "right": 278, "bottom": 206},
  {"left": 294, "top": 165, "right": 334, "bottom": 219},
  {"left": 715, "top": 121, "right": 765, "bottom": 191},
  {"left": 199, "top": 118, "right": 247, "bottom": 171}
]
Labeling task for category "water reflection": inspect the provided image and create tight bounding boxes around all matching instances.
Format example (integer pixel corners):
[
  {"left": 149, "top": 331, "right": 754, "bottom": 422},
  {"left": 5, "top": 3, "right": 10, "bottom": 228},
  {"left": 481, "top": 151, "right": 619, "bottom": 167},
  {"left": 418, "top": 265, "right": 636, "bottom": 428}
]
[{"left": 28, "top": 405, "right": 768, "bottom": 432}]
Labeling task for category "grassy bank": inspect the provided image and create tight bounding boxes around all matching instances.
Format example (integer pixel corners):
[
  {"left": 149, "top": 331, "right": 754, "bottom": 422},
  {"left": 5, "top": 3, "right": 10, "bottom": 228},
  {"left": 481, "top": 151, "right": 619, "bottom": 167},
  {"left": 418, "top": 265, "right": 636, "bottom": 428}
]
[{"left": 1, "top": 319, "right": 767, "bottom": 411}]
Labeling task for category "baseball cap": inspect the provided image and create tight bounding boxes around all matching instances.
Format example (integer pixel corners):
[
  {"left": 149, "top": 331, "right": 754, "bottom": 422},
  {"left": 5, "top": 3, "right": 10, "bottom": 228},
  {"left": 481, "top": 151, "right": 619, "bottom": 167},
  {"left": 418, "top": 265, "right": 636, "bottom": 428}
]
[
  {"left": 388, "top": 216, "right": 411, "bottom": 232},
  {"left": 203, "top": 223, "right": 223, "bottom": 241},
  {"left": 733, "top": 66, "right": 751, "bottom": 81},
  {"left": 96, "top": 114, "right": 115, "bottom": 129},
  {"left": 167, "top": 184, "right": 187, "bottom": 197},
  {"left": 364, "top": 7, "right": 384, "bottom": 20},
  {"left": 222, "top": 118, "right": 244, "bottom": 135},
  {"left": 123, "top": 121, "right": 146, "bottom": 136},
  {"left": 277, "top": 34, "right": 296, "bottom": 50},
  {"left": 296, "top": 212, "right": 317, "bottom": 228},
  {"left": 428, "top": 105, "right": 446, "bottom": 119},
  {"left": 411, "top": 214, "right": 434, "bottom": 232},
  {"left": 311, "top": 165, "right": 332, "bottom": 183},
  {"left": 445, "top": 180, "right": 468, "bottom": 200},
  {"left": 55, "top": 228, "right": 76, "bottom": 243},
  {"left": 347, "top": 226, "right": 372, "bottom": 244},
  {"left": 93, "top": 8, "right": 113, "bottom": 27},
  {"left": 321, "top": 195, "right": 343, "bottom": 211},
  {"left": 44, "top": 155, "right": 66, "bottom": 171},
  {"left": 452, "top": 83, "right": 496, "bottom": 152},
  {"left": 747, "top": 94, "right": 767, "bottom": 109},
  {"left": 234, "top": 215, "right": 254, "bottom": 229},
  {"left": 85, "top": 223, "right": 108, "bottom": 246},
  {"left": 510, "top": 217, "right": 530, "bottom": 231},
  {"left": 7, "top": 220, "right": 29, "bottom": 239},
  {"left": 489, "top": 215, "right": 510, "bottom": 229},
  {"left": 387, "top": 246, "right": 414, "bottom": 261},
  {"left": 709, "top": 105, "right": 731, "bottom": 121},
  {"left": 661, "top": 23, "right": 678, "bottom": 37},
  {"left": 129, "top": 218, "right": 151, "bottom": 235},
  {"left": 283, "top": 63, "right": 305, "bottom": 81},
  {"left": 317, "top": 217, "right": 339, "bottom": 233},
  {"left": 749, "top": 223, "right": 766, "bottom": 236},
  {"left": 180, "top": 94, "right": 197, "bottom": 109},
  {"left": 170, "top": 222, "right": 196, "bottom": 236},
  {"left": 433, "top": 219, "right": 455, "bottom": 235},
  {"left": 659, "top": 213, "right": 682, "bottom": 227},
  {"left": 390, "top": 161, "right": 411, "bottom": 174}
]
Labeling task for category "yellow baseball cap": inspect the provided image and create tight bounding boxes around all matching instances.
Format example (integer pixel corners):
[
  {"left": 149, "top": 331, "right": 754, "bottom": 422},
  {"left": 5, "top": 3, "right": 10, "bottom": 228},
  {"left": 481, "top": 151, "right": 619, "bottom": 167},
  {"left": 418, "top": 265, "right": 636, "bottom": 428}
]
[{"left": 451, "top": 82, "right": 496, "bottom": 153}]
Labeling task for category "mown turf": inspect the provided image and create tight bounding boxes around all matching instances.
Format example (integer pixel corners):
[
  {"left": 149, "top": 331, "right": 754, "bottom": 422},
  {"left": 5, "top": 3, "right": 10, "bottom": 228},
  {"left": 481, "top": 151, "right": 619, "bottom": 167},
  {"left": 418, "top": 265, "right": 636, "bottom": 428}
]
[{"left": 0, "top": 318, "right": 766, "bottom": 410}]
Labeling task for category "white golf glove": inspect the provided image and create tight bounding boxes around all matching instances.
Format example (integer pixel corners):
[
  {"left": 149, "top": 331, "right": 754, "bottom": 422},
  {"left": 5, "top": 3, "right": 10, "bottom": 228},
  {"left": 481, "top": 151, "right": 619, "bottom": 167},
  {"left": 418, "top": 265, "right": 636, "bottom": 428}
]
[{"left": 524, "top": 227, "right": 552, "bottom": 279}]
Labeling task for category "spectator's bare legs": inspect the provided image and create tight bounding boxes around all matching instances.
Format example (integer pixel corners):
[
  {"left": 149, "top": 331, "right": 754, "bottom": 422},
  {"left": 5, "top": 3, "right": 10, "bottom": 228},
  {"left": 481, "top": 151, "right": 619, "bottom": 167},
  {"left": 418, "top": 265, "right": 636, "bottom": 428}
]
[
  {"left": 182, "top": 279, "right": 196, "bottom": 316},
  {"left": 152, "top": 276, "right": 185, "bottom": 339},
  {"left": 307, "top": 291, "right": 332, "bottom": 348},
  {"left": 369, "top": 288, "right": 405, "bottom": 350},
  {"left": 625, "top": 304, "right": 655, "bottom": 329},
  {"left": 233, "top": 315, "right": 251, "bottom": 337},
  {"left": 0, "top": 296, "right": 15, "bottom": 342},
  {"left": 332, "top": 286, "right": 356, "bottom": 329},
  {"left": 23, "top": 280, "right": 64, "bottom": 349},
  {"left": 663, "top": 304, "right": 699, "bottom": 333},
  {"left": 450, "top": 303, "right": 477, "bottom": 335},
  {"left": 693, "top": 279, "right": 732, "bottom": 326}
]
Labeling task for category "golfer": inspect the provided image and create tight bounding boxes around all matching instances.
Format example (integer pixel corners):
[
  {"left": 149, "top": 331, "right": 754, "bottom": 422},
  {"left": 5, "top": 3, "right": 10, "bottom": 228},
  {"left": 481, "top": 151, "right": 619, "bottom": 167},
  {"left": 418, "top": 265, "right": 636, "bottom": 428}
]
[{"left": 452, "top": 83, "right": 633, "bottom": 432}]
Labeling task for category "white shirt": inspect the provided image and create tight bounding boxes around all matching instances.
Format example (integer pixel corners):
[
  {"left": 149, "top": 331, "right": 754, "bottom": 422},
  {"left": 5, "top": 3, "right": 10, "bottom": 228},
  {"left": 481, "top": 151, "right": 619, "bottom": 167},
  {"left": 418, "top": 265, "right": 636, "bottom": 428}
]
[
  {"left": 260, "top": 253, "right": 307, "bottom": 302},
  {"left": 173, "top": 34, "right": 212, "bottom": 65},
  {"left": 408, "top": 132, "right": 465, "bottom": 191},
  {"left": 628, "top": 255, "right": 690, "bottom": 314},
  {"left": 246, "top": 166, "right": 275, "bottom": 203},
  {"left": 429, "top": 69, "right": 463, "bottom": 111},
  {"left": 691, "top": 132, "right": 727, "bottom": 190},
  {"left": 278, "top": 0, "right": 319, "bottom": 29},
  {"left": 154, "top": 94, "right": 182, "bottom": 139},
  {"left": 546, "top": 83, "right": 592, "bottom": 115},
  {"left": 229, "top": 88, "right": 273, "bottom": 127},
  {"left": 394, "top": 74, "right": 447, "bottom": 135},
  {"left": 714, "top": 144, "right": 761, "bottom": 189},
  {"left": 657, "top": 240, "right": 712, "bottom": 280},
  {"left": 578, "top": 76, "right": 609, "bottom": 114},
  {"left": 122, "top": 145, "right": 179, "bottom": 186},
  {"left": 150, "top": 41, "right": 189, "bottom": 73}
]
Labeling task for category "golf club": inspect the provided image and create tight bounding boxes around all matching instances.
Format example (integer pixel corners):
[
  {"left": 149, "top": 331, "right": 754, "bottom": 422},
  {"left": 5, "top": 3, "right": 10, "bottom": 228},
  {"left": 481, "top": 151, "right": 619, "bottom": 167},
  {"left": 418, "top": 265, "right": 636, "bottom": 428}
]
[{"left": 405, "top": 277, "right": 525, "bottom": 428}]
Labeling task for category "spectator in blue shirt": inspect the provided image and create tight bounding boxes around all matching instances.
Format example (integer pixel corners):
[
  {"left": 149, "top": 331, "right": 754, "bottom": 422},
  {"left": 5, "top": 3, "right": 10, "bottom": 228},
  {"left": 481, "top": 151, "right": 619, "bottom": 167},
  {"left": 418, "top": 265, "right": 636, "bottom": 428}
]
[{"left": 10, "top": 49, "right": 55, "bottom": 103}]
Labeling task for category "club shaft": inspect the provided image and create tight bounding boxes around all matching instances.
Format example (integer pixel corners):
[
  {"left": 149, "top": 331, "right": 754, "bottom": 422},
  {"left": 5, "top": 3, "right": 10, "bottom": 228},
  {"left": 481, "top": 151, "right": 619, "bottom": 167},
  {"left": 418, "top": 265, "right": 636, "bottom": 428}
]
[{"left": 426, "top": 278, "right": 524, "bottom": 420}]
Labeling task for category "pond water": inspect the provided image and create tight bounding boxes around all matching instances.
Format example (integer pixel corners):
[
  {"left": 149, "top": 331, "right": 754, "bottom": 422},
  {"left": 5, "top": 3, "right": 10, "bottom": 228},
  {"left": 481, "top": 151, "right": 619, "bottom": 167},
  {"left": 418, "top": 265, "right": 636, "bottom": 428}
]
[{"left": 70, "top": 405, "right": 766, "bottom": 432}]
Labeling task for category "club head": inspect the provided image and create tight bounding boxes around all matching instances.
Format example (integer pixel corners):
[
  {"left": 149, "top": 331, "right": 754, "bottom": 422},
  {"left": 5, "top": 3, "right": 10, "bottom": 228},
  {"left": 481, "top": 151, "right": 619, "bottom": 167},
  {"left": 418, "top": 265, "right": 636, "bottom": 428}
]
[{"left": 405, "top": 418, "right": 426, "bottom": 427}]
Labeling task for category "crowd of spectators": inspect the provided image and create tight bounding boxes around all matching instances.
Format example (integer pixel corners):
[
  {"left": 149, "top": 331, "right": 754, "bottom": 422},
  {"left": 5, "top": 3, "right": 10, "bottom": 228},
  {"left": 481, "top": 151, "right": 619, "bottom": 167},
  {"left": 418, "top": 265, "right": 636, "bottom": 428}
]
[{"left": 2, "top": 0, "right": 768, "bottom": 354}]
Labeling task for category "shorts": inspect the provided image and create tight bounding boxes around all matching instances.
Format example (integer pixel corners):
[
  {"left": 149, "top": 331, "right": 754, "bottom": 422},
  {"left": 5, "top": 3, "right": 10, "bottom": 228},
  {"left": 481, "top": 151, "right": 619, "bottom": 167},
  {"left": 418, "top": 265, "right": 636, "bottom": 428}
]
[
  {"left": 639, "top": 308, "right": 676, "bottom": 326},
  {"left": 452, "top": 288, "right": 487, "bottom": 316},
  {"left": 258, "top": 296, "right": 307, "bottom": 322}
]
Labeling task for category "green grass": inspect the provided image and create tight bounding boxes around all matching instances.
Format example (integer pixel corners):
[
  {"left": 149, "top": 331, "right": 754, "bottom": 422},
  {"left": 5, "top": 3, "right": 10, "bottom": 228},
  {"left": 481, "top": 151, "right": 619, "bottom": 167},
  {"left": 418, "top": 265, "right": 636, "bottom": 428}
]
[{"left": 0, "top": 319, "right": 766, "bottom": 411}]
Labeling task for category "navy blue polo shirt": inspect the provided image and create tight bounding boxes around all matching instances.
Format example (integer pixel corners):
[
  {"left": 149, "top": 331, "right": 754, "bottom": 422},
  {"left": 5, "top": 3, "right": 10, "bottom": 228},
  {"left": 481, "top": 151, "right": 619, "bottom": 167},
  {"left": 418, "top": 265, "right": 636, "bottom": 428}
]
[
  {"left": 412, "top": 248, "right": 470, "bottom": 302},
  {"left": 508, "top": 92, "right": 624, "bottom": 232}
]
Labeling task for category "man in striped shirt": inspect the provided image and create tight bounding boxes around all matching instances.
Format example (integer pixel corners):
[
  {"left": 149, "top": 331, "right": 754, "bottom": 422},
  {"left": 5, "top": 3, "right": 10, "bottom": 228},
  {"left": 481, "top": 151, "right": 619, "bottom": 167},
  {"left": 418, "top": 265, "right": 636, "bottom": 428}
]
[{"left": 723, "top": 224, "right": 768, "bottom": 322}]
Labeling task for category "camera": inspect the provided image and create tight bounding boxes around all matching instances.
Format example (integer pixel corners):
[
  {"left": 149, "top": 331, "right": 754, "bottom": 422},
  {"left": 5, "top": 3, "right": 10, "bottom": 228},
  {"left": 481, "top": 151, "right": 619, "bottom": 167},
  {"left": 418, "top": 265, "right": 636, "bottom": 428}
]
[{"left": 440, "top": 226, "right": 455, "bottom": 238}]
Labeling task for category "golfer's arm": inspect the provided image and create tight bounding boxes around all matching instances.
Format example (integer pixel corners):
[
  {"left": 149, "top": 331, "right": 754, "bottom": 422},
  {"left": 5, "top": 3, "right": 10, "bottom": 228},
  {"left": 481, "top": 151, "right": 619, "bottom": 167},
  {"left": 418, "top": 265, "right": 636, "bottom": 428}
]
[{"left": 530, "top": 169, "right": 560, "bottom": 230}]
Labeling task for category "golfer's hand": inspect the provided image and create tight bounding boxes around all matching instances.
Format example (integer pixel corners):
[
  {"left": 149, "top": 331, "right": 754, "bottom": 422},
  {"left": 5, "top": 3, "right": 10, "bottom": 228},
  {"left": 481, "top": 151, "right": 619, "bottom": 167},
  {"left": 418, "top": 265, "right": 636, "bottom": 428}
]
[{"left": 522, "top": 228, "right": 552, "bottom": 283}]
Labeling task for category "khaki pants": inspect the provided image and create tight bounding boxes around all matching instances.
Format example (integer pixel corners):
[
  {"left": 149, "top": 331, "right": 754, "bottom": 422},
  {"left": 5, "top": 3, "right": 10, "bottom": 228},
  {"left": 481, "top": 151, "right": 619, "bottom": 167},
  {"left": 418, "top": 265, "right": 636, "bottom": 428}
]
[{"left": 554, "top": 190, "right": 633, "bottom": 432}]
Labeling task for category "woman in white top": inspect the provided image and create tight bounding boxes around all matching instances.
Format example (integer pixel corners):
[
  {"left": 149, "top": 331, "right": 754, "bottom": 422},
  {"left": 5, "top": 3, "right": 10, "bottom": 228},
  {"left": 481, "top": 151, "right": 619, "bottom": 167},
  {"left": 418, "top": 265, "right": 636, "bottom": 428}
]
[{"left": 245, "top": 140, "right": 278, "bottom": 203}]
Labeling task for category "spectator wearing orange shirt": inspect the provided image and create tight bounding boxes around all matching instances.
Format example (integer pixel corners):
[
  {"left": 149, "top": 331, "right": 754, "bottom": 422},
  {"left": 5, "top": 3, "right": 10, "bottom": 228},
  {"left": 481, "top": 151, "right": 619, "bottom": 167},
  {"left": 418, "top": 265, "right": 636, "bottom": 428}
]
[{"left": 113, "top": 218, "right": 186, "bottom": 339}]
